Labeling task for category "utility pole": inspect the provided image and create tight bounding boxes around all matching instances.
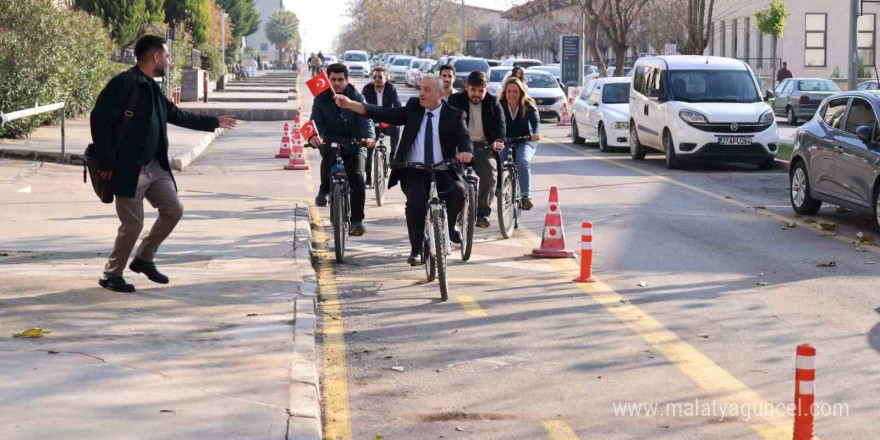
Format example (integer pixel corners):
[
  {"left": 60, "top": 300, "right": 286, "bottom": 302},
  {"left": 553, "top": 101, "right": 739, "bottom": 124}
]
[
  {"left": 222, "top": 12, "right": 228, "bottom": 71},
  {"left": 578, "top": 10, "right": 585, "bottom": 87},
  {"left": 460, "top": 0, "right": 465, "bottom": 54},
  {"left": 849, "top": 0, "right": 860, "bottom": 90},
  {"left": 427, "top": 0, "right": 432, "bottom": 54}
]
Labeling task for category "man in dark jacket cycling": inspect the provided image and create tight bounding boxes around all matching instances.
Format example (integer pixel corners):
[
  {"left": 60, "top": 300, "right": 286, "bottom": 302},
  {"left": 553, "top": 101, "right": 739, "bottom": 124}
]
[{"left": 307, "top": 63, "right": 375, "bottom": 236}]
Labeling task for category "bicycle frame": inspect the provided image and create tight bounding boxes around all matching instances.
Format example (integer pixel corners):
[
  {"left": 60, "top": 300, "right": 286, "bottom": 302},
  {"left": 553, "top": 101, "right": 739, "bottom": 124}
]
[{"left": 424, "top": 165, "right": 451, "bottom": 258}]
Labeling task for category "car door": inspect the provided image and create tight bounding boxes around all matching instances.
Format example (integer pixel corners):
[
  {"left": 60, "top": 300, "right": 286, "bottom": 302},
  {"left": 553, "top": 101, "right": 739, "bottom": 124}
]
[
  {"left": 574, "top": 81, "right": 595, "bottom": 130},
  {"left": 774, "top": 80, "right": 792, "bottom": 114},
  {"left": 586, "top": 83, "right": 603, "bottom": 139},
  {"left": 836, "top": 97, "right": 879, "bottom": 207},
  {"left": 812, "top": 97, "right": 850, "bottom": 196},
  {"left": 642, "top": 65, "right": 666, "bottom": 148},
  {"left": 771, "top": 79, "right": 788, "bottom": 113}
]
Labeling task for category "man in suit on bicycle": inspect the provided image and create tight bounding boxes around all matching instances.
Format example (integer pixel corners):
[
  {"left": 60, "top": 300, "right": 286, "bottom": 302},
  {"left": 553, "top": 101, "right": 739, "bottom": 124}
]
[{"left": 334, "top": 75, "right": 473, "bottom": 266}]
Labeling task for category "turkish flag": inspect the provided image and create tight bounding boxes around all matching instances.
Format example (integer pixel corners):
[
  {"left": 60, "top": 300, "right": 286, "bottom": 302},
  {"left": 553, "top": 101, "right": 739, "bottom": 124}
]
[
  {"left": 306, "top": 72, "right": 332, "bottom": 97},
  {"left": 380, "top": 122, "right": 390, "bottom": 129},
  {"left": 300, "top": 120, "right": 318, "bottom": 140}
]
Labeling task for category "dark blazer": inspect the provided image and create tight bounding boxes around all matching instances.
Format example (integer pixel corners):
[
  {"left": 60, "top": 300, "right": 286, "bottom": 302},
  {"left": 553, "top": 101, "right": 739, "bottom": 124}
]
[
  {"left": 500, "top": 99, "right": 541, "bottom": 138},
  {"left": 364, "top": 97, "right": 473, "bottom": 188},
  {"left": 311, "top": 84, "right": 374, "bottom": 154},
  {"left": 362, "top": 82, "right": 401, "bottom": 109},
  {"left": 90, "top": 67, "right": 219, "bottom": 198},
  {"left": 446, "top": 91, "right": 506, "bottom": 144}
]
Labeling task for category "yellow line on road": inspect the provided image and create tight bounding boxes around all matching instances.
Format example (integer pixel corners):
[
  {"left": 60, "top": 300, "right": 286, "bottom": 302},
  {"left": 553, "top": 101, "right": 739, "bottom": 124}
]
[
  {"left": 455, "top": 295, "right": 488, "bottom": 317},
  {"left": 309, "top": 203, "right": 353, "bottom": 440},
  {"left": 541, "top": 420, "right": 579, "bottom": 440}
]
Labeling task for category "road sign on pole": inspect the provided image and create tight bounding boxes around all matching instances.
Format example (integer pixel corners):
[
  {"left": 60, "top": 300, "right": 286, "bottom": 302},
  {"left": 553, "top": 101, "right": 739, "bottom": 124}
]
[
  {"left": 663, "top": 44, "right": 677, "bottom": 55},
  {"left": 423, "top": 43, "right": 434, "bottom": 55}
]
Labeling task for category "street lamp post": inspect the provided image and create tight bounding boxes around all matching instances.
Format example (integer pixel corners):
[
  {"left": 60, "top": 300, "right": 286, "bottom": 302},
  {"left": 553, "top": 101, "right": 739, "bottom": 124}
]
[
  {"left": 459, "top": 0, "right": 464, "bottom": 54},
  {"left": 222, "top": 12, "right": 228, "bottom": 72}
]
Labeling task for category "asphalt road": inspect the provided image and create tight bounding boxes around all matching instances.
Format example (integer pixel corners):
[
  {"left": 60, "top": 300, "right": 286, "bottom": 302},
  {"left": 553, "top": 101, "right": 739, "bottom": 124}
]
[{"left": 305, "top": 75, "right": 880, "bottom": 440}]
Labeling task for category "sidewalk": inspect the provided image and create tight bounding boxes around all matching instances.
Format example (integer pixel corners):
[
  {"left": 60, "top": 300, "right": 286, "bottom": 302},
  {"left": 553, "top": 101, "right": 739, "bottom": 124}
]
[
  {"left": 0, "top": 119, "right": 321, "bottom": 439},
  {"left": 0, "top": 116, "right": 221, "bottom": 171}
]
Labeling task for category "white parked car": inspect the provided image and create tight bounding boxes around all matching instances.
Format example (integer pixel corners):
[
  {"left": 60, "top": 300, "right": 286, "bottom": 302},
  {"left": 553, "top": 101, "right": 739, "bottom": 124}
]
[
  {"left": 343, "top": 50, "right": 370, "bottom": 77},
  {"left": 531, "top": 65, "right": 561, "bottom": 82},
  {"left": 414, "top": 60, "right": 436, "bottom": 89},
  {"left": 501, "top": 58, "right": 543, "bottom": 68},
  {"left": 503, "top": 70, "right": 566, "bottom": 120},
  {"left": 488, "top": 66, "right": 512, "bottom": 95},
  {"left": 324, "top": 55, "right": 338, "bottom": 64},
  {"left": 571, "top": 77, "right": 632, "bottom": 152},
  {"left": 406, "top": 59, "right": 432, "bottom": 87},
  {"left": 629, "top": 55, "right": 779, "bottom": 169},
  {"left": 388, "top": 55, "right": 414, "bottom": 83}
]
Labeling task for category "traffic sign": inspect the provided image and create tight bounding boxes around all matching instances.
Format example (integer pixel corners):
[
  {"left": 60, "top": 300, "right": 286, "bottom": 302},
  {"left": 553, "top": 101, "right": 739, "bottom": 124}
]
[
  {"left": 663, "top": 44, "right": 677, "bottom": 55},
  {"left": 423, "top": 43, "right": 434, "bottom": 55}
]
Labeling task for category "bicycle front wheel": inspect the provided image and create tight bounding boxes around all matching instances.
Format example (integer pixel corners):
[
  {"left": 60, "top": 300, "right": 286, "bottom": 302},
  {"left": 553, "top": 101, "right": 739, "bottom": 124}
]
[
  {"left": 332, "top": 184, "right": 346, "bottom": 262},
  {"left": 460, "top": 181, "right": 477, "bottom": 261},
  {"left": 433, "top": 210, "right": 449, "bottom": 301},
  {"left": 373, "top": 149, "right": 386, "bottom": 206},
  {"left": 497, "top": 171, "right": 515, "bottom": 239},
  {"left": 513, "top": 173, "right": 522, "bottom": 229}
]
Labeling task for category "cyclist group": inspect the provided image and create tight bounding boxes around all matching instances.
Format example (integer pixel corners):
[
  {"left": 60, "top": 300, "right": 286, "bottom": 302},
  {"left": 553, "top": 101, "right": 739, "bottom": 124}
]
[{"left": 305, "top": 62, "right": 540, "bottom": 266}]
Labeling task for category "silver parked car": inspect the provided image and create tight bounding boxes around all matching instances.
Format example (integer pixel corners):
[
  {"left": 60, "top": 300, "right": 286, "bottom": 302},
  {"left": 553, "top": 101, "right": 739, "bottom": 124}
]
[
  {"left": 789, "top": 91, "right": 880, "bottom": 230},
  {"left": 767, "top": 78, "right": 840, "bottom": 125}
]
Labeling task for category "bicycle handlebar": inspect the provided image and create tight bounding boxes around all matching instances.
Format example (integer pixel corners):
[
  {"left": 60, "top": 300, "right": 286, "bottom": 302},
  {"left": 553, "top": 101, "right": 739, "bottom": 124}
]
[
  {"left": 389, "top": 159, "right": 459, "bottom": 171},
  {"left": 327, "top": 139, "right": 364, "bottom": 149}
]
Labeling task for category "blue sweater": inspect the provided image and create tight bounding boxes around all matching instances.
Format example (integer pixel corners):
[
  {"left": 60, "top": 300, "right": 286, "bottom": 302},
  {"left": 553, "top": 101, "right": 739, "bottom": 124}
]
[{"left": 500, "top": 99, "right": 540, "bottom": 138}]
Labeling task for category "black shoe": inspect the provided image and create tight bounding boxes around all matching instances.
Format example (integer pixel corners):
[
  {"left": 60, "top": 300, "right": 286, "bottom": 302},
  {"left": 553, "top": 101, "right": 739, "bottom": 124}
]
[
  {"left": 351, "top": 222, "right": 366, "bottom": 236},
  {"left": 407, "top": 249, "right": 423, "bottom": 266},
  {"left": 449, "top": 227, "right": 462, "bottom": 244},
  {"left": 129, "top": 258, "right": 169, "bottom": 284},
  {"left": 522, "top": 197, "right": 534, "bottom": 210},
  {"left": 315, "top": 191, "right": 328, "bottom": 207},
  {"left": 365, "top": 178, "right": 373, "bottom": 189},
  {"left": 476, "top": 215, "right": 491, "bottom": 228},
  {"left": 98, "top": 275, "right": 136, "bottom": 293}
]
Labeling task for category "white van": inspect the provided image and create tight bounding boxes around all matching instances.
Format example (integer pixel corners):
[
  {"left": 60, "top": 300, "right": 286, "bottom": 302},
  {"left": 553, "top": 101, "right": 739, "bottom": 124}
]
[
  {"left": 343, "top": 50, "right": 370, "bottom": 77},
  {"left": 629, "top": 56, "right": 779, "bottom": 169}
]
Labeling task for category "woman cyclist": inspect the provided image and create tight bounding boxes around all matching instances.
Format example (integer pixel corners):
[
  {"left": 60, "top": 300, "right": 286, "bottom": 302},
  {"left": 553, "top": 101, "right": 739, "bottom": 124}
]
[{"left": 499, "top": 77, "right": 540, "bottom": 210}]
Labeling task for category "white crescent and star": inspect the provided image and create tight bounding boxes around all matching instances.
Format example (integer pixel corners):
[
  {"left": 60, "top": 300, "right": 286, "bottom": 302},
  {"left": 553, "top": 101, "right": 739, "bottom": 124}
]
[{"left": 315, "top": 78, "right": 326, "bottom": 88}]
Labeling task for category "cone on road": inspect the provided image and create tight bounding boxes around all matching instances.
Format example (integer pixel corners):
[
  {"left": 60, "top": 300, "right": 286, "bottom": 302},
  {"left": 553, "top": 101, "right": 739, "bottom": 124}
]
[
  {"left": 573, "top": 222, "right": 598, "bottom": 282},
  {"left": 792, "top": 344, "right": 816, "bottom": 440},
  {"left": 557, "top": 103, "right": 571, "bottom": 126},
  {"left": 532, "top": 186, "right": 575, "bottom": 258},
  {"left": 276, "top": 123, "right": 292, "bottom": 159},
  {"left": 284, "top": 129, "right": 309, "bottom": 170}
]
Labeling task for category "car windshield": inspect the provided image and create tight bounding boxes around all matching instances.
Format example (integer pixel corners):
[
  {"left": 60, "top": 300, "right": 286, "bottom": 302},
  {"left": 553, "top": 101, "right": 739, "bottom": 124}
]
[
  {"left": 393, "top": 58, "right": 413, "bottom": 66},
  {"left": 490, "top": 69, "right": 509, "bottom": 82},
  {"left": 454, "top": 59, "right": 489, "bottom": 72},
  {"left": 534, "top": 67, "right": 560, "bottom": 76},
  {"left": 516, "top": 61, "right": 542, "bottom": 68},
  {"left": 602, "top": 83, "right": 630, "bottom": 104},
  {"left": 345, "top": 53, "right": 368, "bottom": 62},
  {"left": 524, "top": 72, "right": 557, "bottom": 88},
  {"left": 797, "top": 80, "right": 840, "bottom": 92},
  {"left": 667, "top": 70, "right": 761, "bottom": 103}
]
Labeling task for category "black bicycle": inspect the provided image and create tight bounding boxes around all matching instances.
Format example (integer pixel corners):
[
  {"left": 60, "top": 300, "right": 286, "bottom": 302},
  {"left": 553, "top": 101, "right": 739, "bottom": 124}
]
[
  {"left": 496, "top": 136, "right": 532, "bottom": 239},
  {"left": 327, "top": 139, "right": 361, "bottom": 263},
  {"left": 459, "top": 163, "right": 478, "bottom": 261},
  {"left": 372, "top": 124, "right": 390, "bottom": 206},
  {"left": 391, "top": 159, "right": 459, "bottom": 301}
]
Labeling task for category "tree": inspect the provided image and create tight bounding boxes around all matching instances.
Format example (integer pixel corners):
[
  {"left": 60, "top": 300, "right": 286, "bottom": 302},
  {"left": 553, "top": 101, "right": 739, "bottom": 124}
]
[
  {"left": 265, "top": 9, "right": 299, "bottom": 67},
  {"left": 216, "top": 0, "right": 260, "bottom": 63},
  {"left": 75, "top": 0, "right": 165, "bottom": 45},
  {"left": 679, "top": 0, "right": 715, "bottom": 55},
  {"left": 572, "top": 0, "right": 651, "bottom": 76},
  {"left": 638, "top": 0, "right": 687, "bottom": 54},
  {"left": 755, "top": 0, "right": 789, "bottom": 68},
  {"left": 165, "top": 0, "right": 211, "bottom": 46}
]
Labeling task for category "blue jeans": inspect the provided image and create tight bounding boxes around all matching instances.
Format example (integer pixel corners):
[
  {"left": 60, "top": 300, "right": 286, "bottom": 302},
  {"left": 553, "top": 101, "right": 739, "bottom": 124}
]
[{"left": 500, "top": 141, "right": 537, "bottom": 197}]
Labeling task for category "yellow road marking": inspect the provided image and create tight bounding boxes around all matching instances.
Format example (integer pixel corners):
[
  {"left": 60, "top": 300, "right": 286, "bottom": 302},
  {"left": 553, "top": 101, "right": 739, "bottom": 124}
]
[
  {"left": 516, "top": 226, "right": 795, "bottom": 440},
  {"left": 309, "top": 203, "right": 354, "bottom": 440},
  {"left": 455, "top": 295, "right": 488, "bottom": 317},
  {"left": 541, "top": 420, "right": 579, "bottom": 440},
  {"left": 546, "top": 138, "right": 878, "bottom": 254}
]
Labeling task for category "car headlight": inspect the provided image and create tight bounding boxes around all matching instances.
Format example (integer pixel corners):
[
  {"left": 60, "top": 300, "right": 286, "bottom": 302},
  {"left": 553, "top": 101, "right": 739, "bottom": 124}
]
[
  {"left": 611, "top": 121, "right": 629, "bottom": 130},
  {"left": 679, "top": 109, "right": 708, "bottom": 125},
  {"left": 758, "top": 110, "right": 774, "bottom": 124},
  {"left": 555, "top": 96, "right": 564, "bottom": 103}
]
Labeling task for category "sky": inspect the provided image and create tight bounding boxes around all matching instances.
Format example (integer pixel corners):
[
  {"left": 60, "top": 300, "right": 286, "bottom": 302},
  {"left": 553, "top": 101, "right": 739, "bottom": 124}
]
[{"left": 294, "top": 0, "right": 512, "bottom": 55}]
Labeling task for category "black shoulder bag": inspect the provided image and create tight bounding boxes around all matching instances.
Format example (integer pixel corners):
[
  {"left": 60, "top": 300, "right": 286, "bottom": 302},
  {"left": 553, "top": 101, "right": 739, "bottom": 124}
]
[{"left": 84, "top": 72, "right": 140, "bottom": 204}]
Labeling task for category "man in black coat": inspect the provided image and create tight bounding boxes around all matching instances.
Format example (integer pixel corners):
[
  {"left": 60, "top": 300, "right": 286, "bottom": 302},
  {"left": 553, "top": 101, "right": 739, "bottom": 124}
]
[
  {"left": 447, "top": 71, "right": 506, "bottom": 228},
  {"left": 306, "top": 63, "right": 375, "bottom": 236},
  {"left": 361, "top": 66, "right": 401, "bottom": 187},
  {"left": 91, "top": 35, "right": 236, "bottom": 292},
  {"left": 335, "top": 75, "right": 473, "bottom": 265}
]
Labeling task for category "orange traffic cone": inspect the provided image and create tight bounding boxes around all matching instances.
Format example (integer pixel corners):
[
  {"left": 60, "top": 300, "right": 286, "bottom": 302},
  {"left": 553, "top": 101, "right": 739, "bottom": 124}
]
[
  {"left": 276, "top": 123, "right": 292, "bottom": 158},
  {"left": 284, "top": 129, "right": 309, "bottom": 170},
  {"left": 557, "top": 103, "right": 571, "bottom": 126},
  {"left": 531, "top": 186, "right": 575, "bottom": 258}
]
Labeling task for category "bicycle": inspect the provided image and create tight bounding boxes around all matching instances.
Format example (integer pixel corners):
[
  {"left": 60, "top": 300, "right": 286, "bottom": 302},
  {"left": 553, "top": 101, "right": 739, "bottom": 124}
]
[
  {"left": 327, "top": 139, "right": 361, "bottom": 263},
  {"left": 459, "top": 163, "right": 478, "bottom": 261},
  {"left": 390, "top": 159, "right": 459, "bottom": 301},
  {"left": 371, "top": 125, "right": 390, "bottom": 206},
  {"left": 496, "top": 135, "right": 532, "bottom": 239}
]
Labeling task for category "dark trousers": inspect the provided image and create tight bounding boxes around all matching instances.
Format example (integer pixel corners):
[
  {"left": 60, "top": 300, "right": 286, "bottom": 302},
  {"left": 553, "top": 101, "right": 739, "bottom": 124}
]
[
  {"left": 399, "top": 169, "right": 466, "bottom": 252},
  {"left": 365, "top": 125, "right": 400, "bottom": 183},
  {"left": 472, "top": 145, "right": 498, "bottom": 216},
  {"left": 319, "top": 146, "right": 366, "bottom": 223}
]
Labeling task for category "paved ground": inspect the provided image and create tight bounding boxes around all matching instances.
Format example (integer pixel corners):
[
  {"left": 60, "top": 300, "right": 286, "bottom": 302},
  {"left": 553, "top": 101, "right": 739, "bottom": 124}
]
[{"left": 303, "top": 76, "right": 880, "bottom": 440}]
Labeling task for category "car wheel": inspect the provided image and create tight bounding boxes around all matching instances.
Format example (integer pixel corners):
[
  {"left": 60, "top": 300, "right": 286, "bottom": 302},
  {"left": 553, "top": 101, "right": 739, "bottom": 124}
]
[
  {"left": 787, "top": 107, "right": 798, "bottom": 125},
  {"left": 630, "top": 123, "right": 646, "bottom": 160},
  {"left": 664, "top": 132, "right": 679, "bottom": 169},
  {"left": 790, "top": 161, "right": 822, "bottom": 215},
  {"left": 571, "top": 119, "right": 585, "bottom": 144},
  {"left": 598, "top": 124, "right": 609, "bottom": 153}
]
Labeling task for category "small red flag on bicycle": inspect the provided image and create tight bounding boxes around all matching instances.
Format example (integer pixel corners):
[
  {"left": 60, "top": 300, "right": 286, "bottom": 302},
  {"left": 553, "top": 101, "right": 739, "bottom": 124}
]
[
  {"left": 300, "top": 120, "right": 318, "bottom": 140},
  {"left": 380, "top": 122, "right": 390, "bottom": 129},
  {"left": 306, "top": 72, "right": 332, "bottom": 97}
]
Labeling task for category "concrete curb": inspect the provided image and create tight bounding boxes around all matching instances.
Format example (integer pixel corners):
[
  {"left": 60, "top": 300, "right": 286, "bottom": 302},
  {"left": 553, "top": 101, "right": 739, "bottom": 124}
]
[
  {"left": 774, "top": 158, "right": 791, "bottom": 172},
  {"left": 0, "top": 148, "right": 84, "bottom": 165},
  {"left": 171, "top": 128, "right": 223, "bottom": 171},
  {"left": 288, "top": 201, "right": 322, "bottom": 440}
]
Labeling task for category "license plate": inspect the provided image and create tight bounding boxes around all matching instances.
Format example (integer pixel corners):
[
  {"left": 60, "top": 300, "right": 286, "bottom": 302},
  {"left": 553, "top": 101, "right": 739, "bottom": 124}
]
[
  {"left": 718, "top": 136, "right": 753, "bottom": 145},
  {"left": 538, "top": 106, "right": 551, "bottom": 111}
]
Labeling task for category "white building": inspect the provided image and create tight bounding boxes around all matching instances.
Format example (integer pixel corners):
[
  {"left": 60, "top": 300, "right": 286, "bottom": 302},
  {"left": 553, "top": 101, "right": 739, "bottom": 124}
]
[{"left": 245, "top": 0, "right": 297, "bottom": 63}]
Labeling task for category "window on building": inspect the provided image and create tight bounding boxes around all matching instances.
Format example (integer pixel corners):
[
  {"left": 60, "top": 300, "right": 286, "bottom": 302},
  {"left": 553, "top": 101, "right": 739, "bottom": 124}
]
[
  {"left": 805, "top": 13, "right": 827, "bottom": 67},
  {"left": 859, "top": 14, "right": 876, "bottom": 66}
]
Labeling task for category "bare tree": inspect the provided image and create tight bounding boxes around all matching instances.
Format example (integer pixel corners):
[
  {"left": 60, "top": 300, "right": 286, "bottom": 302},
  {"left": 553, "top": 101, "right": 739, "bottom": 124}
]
[
  {"left": 572, "top": 0, "right": 651, "bottom": 76},
  {"left": 682, "top": 0, "right": 715, "bottom": 55}
]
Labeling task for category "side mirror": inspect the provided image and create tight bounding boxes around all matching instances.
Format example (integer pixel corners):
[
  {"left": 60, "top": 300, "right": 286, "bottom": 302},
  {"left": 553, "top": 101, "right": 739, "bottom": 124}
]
[
  {"left": 765, "top": 90, "right": 775, "bottom": 100},
  {"left": 856, "top": 125, "right": 874, "bottom": 144}
]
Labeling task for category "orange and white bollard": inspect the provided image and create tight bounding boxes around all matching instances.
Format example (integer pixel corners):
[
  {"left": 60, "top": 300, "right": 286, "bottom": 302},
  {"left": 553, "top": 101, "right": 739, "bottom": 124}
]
[
  {"left": 276, "top": 123, "right": 292, "bottom": 159},
  {"left": 557, "top": 103, "right": 571, "bottom": 126},
  {"left": 793, "top": 344, "right": 816, "bottom": 440},
  {"left": 573, "top": 222, "right": 598, "bottom": 283}
]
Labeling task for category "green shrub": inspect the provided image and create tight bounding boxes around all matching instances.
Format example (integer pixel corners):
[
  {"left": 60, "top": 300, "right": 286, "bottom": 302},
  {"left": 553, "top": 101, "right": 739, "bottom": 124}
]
[
  {"left": 199, "top": 46, "right": 226, "bottom": 79},
  {"left": 168, "top": 23, "right": 194, "bottom": 93},
  {"left": 0, "top": 0, "right": 116, "bottom": 138}
]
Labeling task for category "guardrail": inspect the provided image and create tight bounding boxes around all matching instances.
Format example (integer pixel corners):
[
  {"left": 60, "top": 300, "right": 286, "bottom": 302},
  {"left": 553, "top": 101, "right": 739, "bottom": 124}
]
[{"left": 0, "top": 102, "right": 68, "bottom": 163}]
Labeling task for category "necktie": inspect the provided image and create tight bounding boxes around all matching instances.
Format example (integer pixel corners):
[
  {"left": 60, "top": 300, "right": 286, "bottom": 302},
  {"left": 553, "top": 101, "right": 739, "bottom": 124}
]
[{"left": 424, "top": 111, "right": 434, "bottom": 164}]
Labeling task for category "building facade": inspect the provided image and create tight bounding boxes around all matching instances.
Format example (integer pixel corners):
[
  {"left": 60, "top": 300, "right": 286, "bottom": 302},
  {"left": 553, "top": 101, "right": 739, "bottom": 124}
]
[{"left": 245, "top": 0, "right": 297, "bottom": 63}]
